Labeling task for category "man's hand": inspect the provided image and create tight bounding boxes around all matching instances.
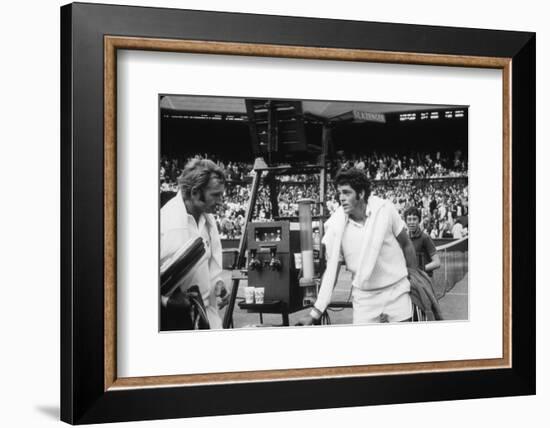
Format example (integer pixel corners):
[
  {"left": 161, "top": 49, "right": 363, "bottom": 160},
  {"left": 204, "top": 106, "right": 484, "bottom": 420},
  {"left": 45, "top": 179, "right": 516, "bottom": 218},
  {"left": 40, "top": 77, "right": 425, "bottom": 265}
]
[
  {"left": 215, "top": 281, "right": 230, "bottom": 309},
  {"left": 296, "top": 313, "right": 316, "bottom": 326}
]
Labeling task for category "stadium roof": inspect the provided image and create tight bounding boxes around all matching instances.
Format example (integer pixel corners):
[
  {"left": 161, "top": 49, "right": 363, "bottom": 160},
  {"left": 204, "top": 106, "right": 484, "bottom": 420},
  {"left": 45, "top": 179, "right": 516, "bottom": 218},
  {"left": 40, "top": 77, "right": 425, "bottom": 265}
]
[{"left": 160, "top": 95, "right": 468, "bottom": 121}]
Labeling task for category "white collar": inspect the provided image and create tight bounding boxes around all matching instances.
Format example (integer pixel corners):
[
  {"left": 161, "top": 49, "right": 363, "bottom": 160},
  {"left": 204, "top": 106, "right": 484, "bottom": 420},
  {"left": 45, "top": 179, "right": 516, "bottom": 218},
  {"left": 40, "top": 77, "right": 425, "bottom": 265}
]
[{"left": 175, "top": 190, "right": 211, "bottom": 231}]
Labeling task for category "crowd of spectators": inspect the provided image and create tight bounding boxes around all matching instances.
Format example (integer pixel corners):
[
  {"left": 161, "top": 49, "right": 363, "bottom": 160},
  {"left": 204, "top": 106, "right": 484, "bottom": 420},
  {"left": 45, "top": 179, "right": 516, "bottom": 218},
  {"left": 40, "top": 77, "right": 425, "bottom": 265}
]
[
  {"left": 160, "top": 152, "right": 468, "bottom": 240},
  {"left": 160, "top": 154, "right": 253, "bottom": 192},
  {"left": 371, "top": 181, "right": 467, "bottom": 239},
  {"left": 330, "top": 150, "right": 467, "bottom": 180}
]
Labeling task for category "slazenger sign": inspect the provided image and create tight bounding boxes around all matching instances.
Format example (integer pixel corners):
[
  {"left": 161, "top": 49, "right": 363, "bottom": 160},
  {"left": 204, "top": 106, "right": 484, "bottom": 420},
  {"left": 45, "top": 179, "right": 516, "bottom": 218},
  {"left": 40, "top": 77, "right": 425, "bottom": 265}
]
[{"left": 353, "top": 110, "right": 386, "bottom": 123}]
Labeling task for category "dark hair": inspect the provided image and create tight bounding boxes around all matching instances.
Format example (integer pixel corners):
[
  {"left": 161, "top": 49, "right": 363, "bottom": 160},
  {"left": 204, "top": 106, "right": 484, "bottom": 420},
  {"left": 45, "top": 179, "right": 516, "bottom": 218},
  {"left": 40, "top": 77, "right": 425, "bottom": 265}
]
[
  {"left": 333, "top": 167, "right": 371, "bottom": 201},
  {"left": 178, "top": 158, "right": 226, "bottom": 199},
  {"left": 404, "top": 206, "right": 422, "bottom": 220}
]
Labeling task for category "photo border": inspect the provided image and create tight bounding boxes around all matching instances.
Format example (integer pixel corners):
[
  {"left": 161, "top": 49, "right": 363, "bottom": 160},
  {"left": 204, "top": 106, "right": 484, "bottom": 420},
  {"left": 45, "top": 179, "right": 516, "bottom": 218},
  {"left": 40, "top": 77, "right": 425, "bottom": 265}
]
[{"left": 61, "top": 3, "right": 534, "bottom": 424}]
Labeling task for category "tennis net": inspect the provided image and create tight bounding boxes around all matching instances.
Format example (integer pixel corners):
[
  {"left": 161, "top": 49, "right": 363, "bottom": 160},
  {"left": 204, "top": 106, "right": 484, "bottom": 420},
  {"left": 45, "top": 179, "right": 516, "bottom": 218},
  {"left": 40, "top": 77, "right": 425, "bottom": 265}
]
[{"left": 432, "top": 236, "right": 468, "bottom": 300}]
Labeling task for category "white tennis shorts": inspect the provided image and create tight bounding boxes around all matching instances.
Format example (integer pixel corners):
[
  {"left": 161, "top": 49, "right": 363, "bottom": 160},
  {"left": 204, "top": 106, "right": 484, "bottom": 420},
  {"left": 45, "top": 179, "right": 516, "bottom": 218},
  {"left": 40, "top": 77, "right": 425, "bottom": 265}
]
[{"left": 352, "top": 276, "right": 412, "bottom": 324}]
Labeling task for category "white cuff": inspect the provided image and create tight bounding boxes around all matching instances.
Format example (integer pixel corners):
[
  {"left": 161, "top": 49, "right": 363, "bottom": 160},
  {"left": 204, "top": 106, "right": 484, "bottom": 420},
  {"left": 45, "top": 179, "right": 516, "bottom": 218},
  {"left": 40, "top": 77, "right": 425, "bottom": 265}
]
[{"left": 310, "top": 306, "right": 323, "bottom": 320}]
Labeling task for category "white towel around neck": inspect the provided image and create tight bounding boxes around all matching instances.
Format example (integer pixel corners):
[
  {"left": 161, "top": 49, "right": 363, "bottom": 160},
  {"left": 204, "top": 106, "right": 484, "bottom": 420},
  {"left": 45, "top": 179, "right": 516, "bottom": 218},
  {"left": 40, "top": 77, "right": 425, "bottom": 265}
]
[{"left": 314, "top": 195, "right": 390, "bottom": 312}]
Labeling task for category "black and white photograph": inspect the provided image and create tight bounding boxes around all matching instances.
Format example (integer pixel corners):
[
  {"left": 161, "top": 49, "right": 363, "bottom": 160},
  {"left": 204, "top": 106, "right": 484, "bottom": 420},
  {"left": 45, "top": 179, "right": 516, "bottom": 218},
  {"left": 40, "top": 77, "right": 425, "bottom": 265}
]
[{"left": 159, "top": 95, "right": 469, "bottom": 331}]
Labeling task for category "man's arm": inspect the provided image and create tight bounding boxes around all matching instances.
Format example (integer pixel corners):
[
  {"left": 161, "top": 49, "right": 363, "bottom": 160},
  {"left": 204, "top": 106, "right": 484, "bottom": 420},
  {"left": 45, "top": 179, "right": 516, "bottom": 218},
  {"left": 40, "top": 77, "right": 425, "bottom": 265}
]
[
  {"left": 296, "top": 260, "right": 343, "bottom": 326},
  {"left": 396, "top": 228, "right": 418, "bottom": 269},
  {"left": 424, "top": 236, "right": 441, "bottom": 273},
  {"left": 425, "top": 253, "right": 441, "bottom": 273}
]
